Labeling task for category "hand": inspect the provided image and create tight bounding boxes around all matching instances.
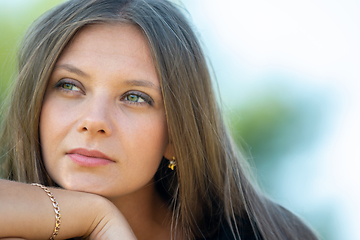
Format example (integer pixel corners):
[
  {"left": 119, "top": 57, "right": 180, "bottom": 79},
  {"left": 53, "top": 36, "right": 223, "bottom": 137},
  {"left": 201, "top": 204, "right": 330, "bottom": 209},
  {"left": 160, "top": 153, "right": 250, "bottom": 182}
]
[{"left": 86, "top": 198, "right": 137, "bottom": 240}]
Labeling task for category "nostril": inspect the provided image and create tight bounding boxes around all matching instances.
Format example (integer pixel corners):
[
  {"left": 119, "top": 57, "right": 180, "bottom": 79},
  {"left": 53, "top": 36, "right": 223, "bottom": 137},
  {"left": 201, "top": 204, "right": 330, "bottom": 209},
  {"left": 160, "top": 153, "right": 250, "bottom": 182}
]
[{"left": 78, "top": 118, "right": 111, "bottom": 135}]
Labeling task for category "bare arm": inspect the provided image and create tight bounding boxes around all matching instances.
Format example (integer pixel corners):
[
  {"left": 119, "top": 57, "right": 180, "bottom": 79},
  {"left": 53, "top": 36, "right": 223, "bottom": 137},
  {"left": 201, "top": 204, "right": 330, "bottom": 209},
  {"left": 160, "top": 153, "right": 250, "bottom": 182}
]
[{"left": 0, "top": 179, "right": 137, "bottom": 240}]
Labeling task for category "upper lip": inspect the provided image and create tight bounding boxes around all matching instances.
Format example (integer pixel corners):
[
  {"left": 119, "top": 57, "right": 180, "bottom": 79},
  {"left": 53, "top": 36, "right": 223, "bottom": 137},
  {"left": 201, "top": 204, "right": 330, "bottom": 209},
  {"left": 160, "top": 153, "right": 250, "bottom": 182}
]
[{"left": 67, "top": 148, "right": 114, "bottom": 161}]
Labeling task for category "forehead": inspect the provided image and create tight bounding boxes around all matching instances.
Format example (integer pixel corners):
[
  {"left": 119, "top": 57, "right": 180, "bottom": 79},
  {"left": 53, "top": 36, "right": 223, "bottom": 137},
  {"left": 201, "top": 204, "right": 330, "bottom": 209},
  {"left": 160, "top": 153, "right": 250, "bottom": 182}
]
[
  {"left": 53, "top": 23, "right": 158, "bottom": 84},
  {"left": 57, "top": 23, "right": 152, "bottom": 64}
]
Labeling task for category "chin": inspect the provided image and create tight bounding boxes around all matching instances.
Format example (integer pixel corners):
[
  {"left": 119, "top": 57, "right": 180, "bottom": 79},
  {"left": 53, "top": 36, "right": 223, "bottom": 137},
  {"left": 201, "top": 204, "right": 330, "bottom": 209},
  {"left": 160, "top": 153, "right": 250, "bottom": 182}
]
[{"left": 53, "top": 174, "right": 112, "bottom": 196}]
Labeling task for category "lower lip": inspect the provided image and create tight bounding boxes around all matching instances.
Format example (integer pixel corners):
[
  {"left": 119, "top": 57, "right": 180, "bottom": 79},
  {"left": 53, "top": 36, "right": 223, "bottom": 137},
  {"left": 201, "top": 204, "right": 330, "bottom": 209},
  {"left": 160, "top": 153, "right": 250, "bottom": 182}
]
[{"left": 68, "top": 154, "right": 114, "bottom": 167}]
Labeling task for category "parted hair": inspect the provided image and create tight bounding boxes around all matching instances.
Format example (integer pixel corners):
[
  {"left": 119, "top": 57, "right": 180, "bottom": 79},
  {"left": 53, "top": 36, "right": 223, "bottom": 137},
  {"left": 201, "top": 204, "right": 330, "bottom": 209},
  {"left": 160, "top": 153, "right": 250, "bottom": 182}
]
[{"left": 0, "top": 0, "right": 318, "bottom": 239}]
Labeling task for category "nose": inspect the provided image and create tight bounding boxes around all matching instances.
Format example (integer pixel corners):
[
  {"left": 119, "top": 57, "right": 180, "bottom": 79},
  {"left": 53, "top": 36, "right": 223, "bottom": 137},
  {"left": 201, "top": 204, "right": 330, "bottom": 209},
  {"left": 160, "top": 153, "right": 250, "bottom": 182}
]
[{"left": 77, "top": 96, "right": 112, "bottom": 136}]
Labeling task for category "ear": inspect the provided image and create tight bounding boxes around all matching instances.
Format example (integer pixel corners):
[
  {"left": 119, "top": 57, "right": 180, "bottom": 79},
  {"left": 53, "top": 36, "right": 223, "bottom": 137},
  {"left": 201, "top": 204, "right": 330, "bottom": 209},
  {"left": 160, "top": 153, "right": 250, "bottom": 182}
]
[{"left": 163, "top": 140, "right": 175, "bottom": 160}]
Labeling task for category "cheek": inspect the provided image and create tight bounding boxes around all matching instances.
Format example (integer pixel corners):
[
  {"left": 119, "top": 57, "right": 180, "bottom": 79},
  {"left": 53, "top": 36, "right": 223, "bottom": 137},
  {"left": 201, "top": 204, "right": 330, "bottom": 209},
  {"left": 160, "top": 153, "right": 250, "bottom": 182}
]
[
  {"left": 39, "top": 99, "right": 58, "bottom": 174},
  {"left": 108, "top": 112, "right": 168, "bottom": 190},
  {"left": 39, "top": 96, "right": 75, "bottom": 168},
  {"left": 114, "top": 116, "right": 168, "bottom": 193},
  {"left": 40, "top": 98, "right": 56, "bottom": 154},
  {"left": 40, "top": 95, "right": 79, "bottom": 142},
  {"left": 39, "top": 98, "right": 58, "bottom": 180},
  {"left": 119, "top": 111, "right": 169, "bottom": 163}
]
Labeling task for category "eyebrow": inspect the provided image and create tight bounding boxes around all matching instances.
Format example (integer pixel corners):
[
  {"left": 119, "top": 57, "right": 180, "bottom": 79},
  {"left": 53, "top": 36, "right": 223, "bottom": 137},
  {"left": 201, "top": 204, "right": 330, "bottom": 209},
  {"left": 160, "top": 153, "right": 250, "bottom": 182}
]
[
  {"left": 54, "top": 64, "right": 161, "bottom": 92},
  {"left": 54, "top": 64, "right": 89, "bottom": 77},
  {"left": 123, "top": 79, "right": 161, "bottom": 92}
]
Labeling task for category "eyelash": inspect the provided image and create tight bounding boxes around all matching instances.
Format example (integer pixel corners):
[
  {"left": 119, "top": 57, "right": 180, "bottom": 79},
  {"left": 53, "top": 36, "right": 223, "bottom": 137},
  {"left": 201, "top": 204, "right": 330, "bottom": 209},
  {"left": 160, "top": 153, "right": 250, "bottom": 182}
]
[{"left": 54, "top": 79, "right": 153, "bottom": 106}]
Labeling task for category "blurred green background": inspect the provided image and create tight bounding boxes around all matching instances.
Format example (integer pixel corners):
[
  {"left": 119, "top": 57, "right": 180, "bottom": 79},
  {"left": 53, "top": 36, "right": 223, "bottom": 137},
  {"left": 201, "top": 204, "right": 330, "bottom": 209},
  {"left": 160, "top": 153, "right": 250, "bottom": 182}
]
[
  {"left": 1, "top": 1, "right": 358, "bottom": 240},
  {"left": 0, "top": 0, "right": 64, "bottom": 102}
]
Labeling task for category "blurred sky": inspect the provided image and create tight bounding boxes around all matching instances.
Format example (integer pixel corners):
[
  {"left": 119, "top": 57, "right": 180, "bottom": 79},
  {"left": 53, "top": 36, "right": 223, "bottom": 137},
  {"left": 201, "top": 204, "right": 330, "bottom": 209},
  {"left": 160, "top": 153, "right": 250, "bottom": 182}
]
[{"left": 0, "top": 0, "right": 359, "bottom": 239}]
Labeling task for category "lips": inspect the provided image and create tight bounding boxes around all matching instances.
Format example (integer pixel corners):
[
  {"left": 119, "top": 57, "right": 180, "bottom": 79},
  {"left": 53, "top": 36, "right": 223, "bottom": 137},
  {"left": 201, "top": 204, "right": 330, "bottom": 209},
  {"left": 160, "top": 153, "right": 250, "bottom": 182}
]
[{"left": 67, "top": 148, "right": 115, "bottom": 167}]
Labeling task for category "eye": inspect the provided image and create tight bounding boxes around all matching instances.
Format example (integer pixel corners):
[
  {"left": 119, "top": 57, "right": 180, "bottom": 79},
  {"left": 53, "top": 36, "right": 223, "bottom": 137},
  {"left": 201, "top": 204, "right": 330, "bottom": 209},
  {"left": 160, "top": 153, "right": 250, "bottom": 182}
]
[
  {"left": 54, "top": 79, "right": 84, "bottom": 94},
  {"left": 121, "top": 91, "right": 153, "bottom": 106},
  {"left": 126, "top": 94, "right": 145, "bottom": 103},
  {"left": 62, "top": 83, "right": 78, "bottom": 91}
]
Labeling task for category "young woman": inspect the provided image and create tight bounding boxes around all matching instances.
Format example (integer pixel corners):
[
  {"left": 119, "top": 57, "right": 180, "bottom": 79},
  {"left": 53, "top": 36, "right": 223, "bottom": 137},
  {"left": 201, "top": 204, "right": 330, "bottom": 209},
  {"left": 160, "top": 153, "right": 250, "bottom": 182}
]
[{"left": 0, "top": 0, "right": 319, "bottom": 239}]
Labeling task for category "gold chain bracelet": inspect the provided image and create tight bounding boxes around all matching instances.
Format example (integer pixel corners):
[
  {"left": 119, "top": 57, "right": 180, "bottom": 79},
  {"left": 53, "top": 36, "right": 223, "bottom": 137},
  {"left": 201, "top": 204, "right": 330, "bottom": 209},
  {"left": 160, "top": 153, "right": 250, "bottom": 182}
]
[{"left": 31, "top": 183, "right": 61, "bottom": 240}]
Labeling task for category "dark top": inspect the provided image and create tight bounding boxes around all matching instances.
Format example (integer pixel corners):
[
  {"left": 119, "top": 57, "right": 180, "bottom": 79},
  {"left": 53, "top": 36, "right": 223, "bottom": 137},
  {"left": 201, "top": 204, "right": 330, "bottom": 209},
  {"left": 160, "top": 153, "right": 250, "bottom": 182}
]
[
  {"left": 69, "top": 217, "right": 261, "bottom": 240},
  {"left": 213, "top": 218, "right": 262, "bottom": 240}
]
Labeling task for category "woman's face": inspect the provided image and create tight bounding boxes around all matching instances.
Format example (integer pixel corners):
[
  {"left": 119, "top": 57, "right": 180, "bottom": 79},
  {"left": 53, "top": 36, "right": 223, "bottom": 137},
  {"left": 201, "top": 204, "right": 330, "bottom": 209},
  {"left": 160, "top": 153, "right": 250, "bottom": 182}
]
[{"left": 40, "top": 24, "right": 171, "bottom": 199}]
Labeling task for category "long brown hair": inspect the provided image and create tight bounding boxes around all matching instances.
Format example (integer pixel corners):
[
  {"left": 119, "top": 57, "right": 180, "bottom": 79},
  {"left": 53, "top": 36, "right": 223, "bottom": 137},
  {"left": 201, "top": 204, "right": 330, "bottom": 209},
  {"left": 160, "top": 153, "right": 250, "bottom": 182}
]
[{"left": 0, "top": 0, "right": 318, "bottom": 239}]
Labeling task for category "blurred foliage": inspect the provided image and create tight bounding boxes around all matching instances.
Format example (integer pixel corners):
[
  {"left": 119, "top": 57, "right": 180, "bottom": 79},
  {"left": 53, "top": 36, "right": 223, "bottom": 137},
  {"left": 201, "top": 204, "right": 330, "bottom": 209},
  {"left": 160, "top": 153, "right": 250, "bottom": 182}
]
[
  {"left": 226, "top": 92, "right": 323, "bottom": 194},
  {"left": 226, "top": 92, "right": 329, "bottom": 239},
  {"left": 229, "top": 96, "right": 297, "bottom": 162},
  {"left": 0, "top": 0, "right": 65, "bottom": 103}
]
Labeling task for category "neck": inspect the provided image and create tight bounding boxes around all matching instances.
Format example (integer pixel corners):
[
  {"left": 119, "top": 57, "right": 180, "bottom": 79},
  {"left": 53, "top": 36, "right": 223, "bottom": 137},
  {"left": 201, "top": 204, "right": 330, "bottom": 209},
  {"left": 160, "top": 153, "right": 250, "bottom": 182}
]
[{"left": 108, "top": 181, "right": 172, "bottom": 240}]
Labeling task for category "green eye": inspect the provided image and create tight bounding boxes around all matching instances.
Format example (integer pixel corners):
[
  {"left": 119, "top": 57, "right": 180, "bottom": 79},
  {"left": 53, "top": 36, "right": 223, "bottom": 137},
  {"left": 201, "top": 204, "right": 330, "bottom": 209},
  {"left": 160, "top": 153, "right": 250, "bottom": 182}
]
[
  {"left": 121, "top": 91, "right": 153, "bottom": 106},
  {"left": 126, "top": 94, "right": 144, "bottom": 102},
  {"left": 63, "top": 83, "right": 74, "bottom": 90},
  {"left": 54, "top": 79, "right": 83, "bottom": 94},
  {"left": 60, "top": 82, "right": 81, "bottom": 92}
]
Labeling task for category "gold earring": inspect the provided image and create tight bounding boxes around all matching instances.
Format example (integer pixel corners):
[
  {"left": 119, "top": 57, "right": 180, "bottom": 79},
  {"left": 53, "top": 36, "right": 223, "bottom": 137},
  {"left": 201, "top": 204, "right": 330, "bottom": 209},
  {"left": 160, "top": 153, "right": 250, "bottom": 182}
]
[{"left": 168, "top": 157, "right": 176, "bottom": 170}]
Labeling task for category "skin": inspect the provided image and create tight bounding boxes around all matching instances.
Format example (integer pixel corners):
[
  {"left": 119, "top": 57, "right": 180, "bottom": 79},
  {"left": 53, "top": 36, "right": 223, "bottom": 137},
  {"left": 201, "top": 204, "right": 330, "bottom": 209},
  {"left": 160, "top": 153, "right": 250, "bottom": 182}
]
[
  {"left": 0, "top": 179, "right": 137, "bottom": 239},
  {"left": 39, "top": 23, "right": 174, "bottom": 239}
]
